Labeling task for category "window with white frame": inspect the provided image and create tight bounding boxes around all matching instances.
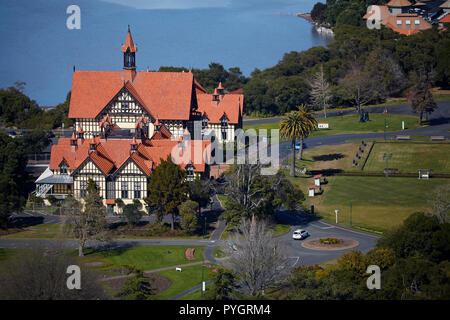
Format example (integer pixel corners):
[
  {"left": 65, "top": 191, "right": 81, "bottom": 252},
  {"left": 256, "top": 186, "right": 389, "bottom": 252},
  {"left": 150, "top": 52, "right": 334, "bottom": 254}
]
[
  {"left": 60, "top": 162, "right": 68, "bottom": 174},
  {"left": 415, "top": 20, "right": 420, "bottom": 25},
  {"left": 397, "top": 20, "right": 402, "bottom": 25},
  {"left": 134, "top": 183, "right": 141, "bottom": 199},
  {"left": 406, "top": 20, "right": 411, "bottom": 25},
  {"left": 121, "top": 181, "right": 128, "bottom": 199},
  {"left": 80, "top": 181, "right": 87, "bottom": 198}
]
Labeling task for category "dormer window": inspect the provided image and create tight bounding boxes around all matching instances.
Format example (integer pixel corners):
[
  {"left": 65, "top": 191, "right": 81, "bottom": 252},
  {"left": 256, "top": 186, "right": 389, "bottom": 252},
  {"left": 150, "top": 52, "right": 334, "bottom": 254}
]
[
  {"left": 397, "top": 20, "right": 402, "bottom": 25},
  {"left": 60, "top": 162, "right": 68, "bottom": 175},
  {"left": 406, "top": 20, "right": 411, "bottom": 25},
  {"left": 202, "top": 116, "right": 208, "bottom": 129},
  {"left": 415, "top": 20, "right": 420, "bottom": 25},
  {"left": 221, "top": 115, "right": 229, "bottom": 129}
]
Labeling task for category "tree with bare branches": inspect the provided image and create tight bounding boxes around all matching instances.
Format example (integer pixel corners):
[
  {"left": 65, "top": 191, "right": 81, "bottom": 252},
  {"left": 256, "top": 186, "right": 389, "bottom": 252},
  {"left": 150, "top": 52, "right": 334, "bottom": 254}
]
[
  {"left": 222, "top": 163, "right": 304, "bottom": 226},
  {"left": 224, "top": 219, "right": 292, "bottom": 297},
  {"left": 0, "top": 248, "right": 106, "bottom": 299},
  {"left": 407, "top": 71, "right": 437, "bottom": 125},
  {"left": 63, "top": 179, "right": 110, "bottom": 256},
  {"left": 339, "top": 64, "right": 379, "bottom": 114},
  {"left": 308, "top": 65, "right": 331, "bottom": 117},
  {"left": 429, "top": 184, "right": 450, "bottom": 224}
]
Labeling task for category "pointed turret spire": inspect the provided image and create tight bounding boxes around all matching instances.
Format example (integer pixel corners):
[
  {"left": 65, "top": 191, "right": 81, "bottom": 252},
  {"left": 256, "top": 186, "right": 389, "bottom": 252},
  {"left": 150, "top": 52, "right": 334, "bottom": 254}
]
[{"left": 122, "top": 26, "right": 137, "bottom": 70}]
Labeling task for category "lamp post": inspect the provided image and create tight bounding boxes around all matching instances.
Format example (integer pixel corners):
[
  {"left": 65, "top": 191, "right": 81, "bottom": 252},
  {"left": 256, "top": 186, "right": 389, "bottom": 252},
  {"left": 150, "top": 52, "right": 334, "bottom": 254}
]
[
  {"left": 203, "top": 212, "right": 207, "bottom": 239},
  {"left": 201, "top": 264, "right": 204, "bottom": 296},
  {"left": 384, "top": 118, "right": 387, "bottom": 141},
  {"left": 349, "top": 202, "right": 352, "bottom": 227},
  {"left": 335, "top": 209, "right": 339, "bottom": 224}
]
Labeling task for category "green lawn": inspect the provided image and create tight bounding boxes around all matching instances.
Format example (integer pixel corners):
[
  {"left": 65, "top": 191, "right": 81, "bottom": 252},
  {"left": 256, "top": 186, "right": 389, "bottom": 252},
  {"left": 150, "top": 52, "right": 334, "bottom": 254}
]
[
  {"left": 0, "top": 248, "right": 17, "bottom": 263},
  {"left": 87, "top": 245, "right": 205, "bottom": 271},
  {"left": 0, "top": 226, "right": 66, "bottom": 239},
  {"left": 272, "top": 224, "right": 291, "bottom": 237},
  {"left": 304, "top": 176, "right": 450, "bottom": 233},
  {"left": 364, "top": 142, "right": 450, "bottom": 173},
  {"left": 212, "top": 246, "right": 226, "bottom": 258},
  {"left": 153, "top": 264, "right": 215, "bottom": 300},
  {"left": 244, "top": 113, "right": 421, "bottom": 140}
]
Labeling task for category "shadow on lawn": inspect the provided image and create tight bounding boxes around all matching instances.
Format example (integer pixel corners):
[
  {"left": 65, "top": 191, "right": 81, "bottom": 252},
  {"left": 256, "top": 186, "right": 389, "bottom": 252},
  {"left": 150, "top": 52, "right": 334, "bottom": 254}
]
[
  {"left": 312, "top": 153, "right": 345, "bottom": 162},
  {"left": 7, "top": 216, "right": 44, "bottom": 228},
  {"left": 308, "top": 168, "right": 343, "bottom": 176}
]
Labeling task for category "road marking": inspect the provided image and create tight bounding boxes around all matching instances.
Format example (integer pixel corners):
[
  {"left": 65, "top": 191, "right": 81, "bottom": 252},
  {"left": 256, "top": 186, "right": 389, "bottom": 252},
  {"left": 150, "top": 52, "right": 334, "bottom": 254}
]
[
  {"left": 309, "top": 223, "right": 335, "bottom": 230},
  {"left": 289, "top": 256, "right": 300, "bottom": 267}
]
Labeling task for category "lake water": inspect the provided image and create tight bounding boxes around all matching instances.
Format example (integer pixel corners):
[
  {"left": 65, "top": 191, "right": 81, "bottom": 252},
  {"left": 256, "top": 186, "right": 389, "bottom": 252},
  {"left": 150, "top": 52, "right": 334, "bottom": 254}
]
[{"left": 0, "top": 0, "right": 331, "bottom": 106}]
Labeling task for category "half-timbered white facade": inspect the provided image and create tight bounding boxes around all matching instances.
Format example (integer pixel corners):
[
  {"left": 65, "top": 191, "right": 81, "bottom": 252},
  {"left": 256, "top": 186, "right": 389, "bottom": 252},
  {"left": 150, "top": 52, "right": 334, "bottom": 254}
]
[{"left": 35, "top": 27, "right": 242, "bottom": 213}]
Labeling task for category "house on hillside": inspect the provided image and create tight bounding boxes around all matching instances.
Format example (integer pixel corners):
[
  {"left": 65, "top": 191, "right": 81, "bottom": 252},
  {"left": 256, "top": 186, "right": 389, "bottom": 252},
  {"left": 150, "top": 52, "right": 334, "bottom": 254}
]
[
  {"left": 363, "top": 0, "right": 448, "bottom": 35},
  {"left": 33, "top": 27, "right": 243, "bottom": 213}
]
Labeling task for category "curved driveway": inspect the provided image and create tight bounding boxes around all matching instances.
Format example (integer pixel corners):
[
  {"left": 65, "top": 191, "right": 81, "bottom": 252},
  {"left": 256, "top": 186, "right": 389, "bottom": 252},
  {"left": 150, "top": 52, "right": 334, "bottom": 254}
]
[{"left": 275, "top": 210, "right": 379, "bottom": 267}]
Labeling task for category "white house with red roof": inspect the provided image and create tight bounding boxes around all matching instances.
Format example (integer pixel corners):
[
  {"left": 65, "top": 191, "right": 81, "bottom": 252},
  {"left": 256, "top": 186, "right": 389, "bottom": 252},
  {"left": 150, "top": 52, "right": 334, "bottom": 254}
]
[
  {"left": 363, "top": 0, "right": 436, "bottom": 35},
  {"left": 35, "top": 27, "right": 242, "bottom": 212}
]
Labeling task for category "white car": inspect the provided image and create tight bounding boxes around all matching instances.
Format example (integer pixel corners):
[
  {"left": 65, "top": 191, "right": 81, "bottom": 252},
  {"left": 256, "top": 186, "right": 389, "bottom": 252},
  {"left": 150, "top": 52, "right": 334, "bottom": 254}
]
[{"left": 292, "top": 229, "right": 309, "bottom": 240}]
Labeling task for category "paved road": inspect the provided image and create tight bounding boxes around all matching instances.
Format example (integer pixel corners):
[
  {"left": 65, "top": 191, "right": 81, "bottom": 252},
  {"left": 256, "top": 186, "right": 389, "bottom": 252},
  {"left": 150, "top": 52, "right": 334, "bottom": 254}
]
[
  {"left": 274, "top": 100, "right": 450, "bottom": 160},
  {"left": 244, "top": 100, "right": 450, "bottom": 125},
  {"left": 1, "top": 211, "right": 378, "bottom": 268},
  {"left": 275, "top": 210, "right": 379, "bottom": 267}
]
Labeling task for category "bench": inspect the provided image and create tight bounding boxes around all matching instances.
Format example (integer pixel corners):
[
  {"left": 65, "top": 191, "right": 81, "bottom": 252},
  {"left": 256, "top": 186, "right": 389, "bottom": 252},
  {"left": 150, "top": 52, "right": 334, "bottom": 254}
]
[
  {"left": 384, "top": 168, "right": 399, "bottom": 174},
  {"left": 396, "top": 135, "right": 410, "bottom": 140},
  {"left": 430, "top": 136, "right": 445, "bottom": 141}
]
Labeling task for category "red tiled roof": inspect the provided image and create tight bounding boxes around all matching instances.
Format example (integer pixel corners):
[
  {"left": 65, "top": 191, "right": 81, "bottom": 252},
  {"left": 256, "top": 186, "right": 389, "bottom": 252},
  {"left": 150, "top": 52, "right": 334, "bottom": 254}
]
[
  {"left": 197, "top": 93, "right": 243, "bottom": 124},
  {"left": 387, "top": 0, "right": 411, "bottom": 7},
  {"left": 68, "top": 71, "right": 196, "bottom": 120},
  {"left": 364, "top": 5, "right": 432, "bottom": 35},
  {"left": 50, "top": 135, "right": 210, "bottom": 175},
  {"left": 229, "top": 88, "right": 244, "bottom": 94},
  {"left": 440, "top": 15, "right": 450, "bottom": 23}
]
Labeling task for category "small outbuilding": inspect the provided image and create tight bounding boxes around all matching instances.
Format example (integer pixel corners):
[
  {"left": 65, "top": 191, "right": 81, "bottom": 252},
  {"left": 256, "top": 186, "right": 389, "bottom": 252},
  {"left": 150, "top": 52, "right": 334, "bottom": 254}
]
[
  {"left": 314, "top": 174, "right": 322, "bottom": 186},
  {"left": 308, "top": 185, "right": 316, "bottom": 197}
]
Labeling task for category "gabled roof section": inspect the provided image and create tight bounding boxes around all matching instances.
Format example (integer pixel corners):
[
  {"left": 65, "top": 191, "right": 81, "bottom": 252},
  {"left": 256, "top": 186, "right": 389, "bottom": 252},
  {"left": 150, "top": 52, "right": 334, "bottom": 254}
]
[
  {"left": 440, "top": 14, "right": 450, "bottom": 23},
  {"left": 196, "top": 93, "right": 243, "bottom": 124},
  {"left": 151, "top": 124, "right": 172, "bottom": 140},
  {"left": 442, "top": 1, "right": 450, "bottom": 9},
  {"left": 69, "top": 71, "right": 196, "bottom": 120},
  {"left": 387, "top": 0, "right": 411, "bottom": 7},
  {"left": 68, "top": 71, "right": 124, "bottom": 119},
  {"left": 49, "top": 136, "right": 210, "bottom": 176}
]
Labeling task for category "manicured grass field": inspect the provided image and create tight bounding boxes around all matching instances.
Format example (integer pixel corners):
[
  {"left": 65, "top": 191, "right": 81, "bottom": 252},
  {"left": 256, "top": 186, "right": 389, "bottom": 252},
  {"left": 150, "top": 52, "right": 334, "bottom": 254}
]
[
  {"left": 272, "top": 224, "right": 291, "bottom": 237},
  {"left": 0, "top": 225, "right": 66, "bottom": 239},
  {"left": 89, "top": 245, "right": 206, "bottom": 271},
  {"left": 0, "top": 248, "right": 17, "bottom": 263},
  {"left": 244, "top": 113, "right": 421, "bottom": 140},
  {"left": 153, "top": 264, "right": 215, "bottom": 300},
  {"left": 287, "top": 142, "right": 368, "bottom": 173},
  {"left": 291, "top": 175, "right": 450, "bottom": 233},
  {"left": 364, "top": 142, "right": 450, "bottom": 173}
]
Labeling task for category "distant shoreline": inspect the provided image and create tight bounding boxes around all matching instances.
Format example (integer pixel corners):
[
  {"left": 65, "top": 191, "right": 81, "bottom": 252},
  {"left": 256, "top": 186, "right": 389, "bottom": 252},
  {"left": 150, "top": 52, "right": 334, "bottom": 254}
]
[
  {"left": 297, "top": 12, "right": 334, "bottom": 37},
  {"left": 297, "top": 12, "right": 314, "bottom": 24}
]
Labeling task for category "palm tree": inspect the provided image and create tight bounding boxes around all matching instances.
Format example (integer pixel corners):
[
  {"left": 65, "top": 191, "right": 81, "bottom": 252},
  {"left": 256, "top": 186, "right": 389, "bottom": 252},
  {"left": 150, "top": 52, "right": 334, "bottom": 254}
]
[{"left": 279, "top": 105, "right": 317, "bottom": 176}]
